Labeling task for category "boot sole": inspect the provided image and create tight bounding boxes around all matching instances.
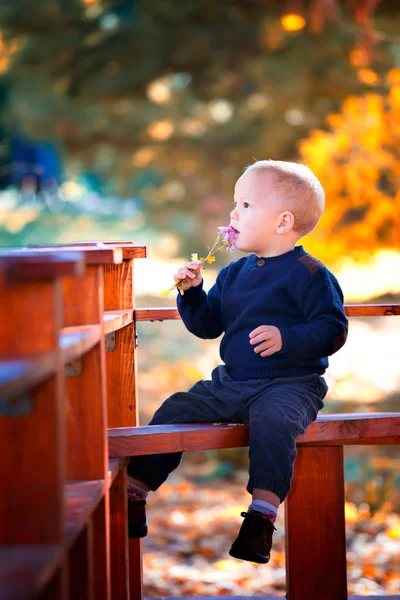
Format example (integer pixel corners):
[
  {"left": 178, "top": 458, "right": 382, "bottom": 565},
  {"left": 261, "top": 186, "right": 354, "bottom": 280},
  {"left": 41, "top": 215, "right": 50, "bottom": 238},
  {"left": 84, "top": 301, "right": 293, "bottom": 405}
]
[
  {"left": 229, "top": 542, "right": 270, "bottom": 564},
  {"left": 128, "top": 524, "right": 148, "bottom": 539}
]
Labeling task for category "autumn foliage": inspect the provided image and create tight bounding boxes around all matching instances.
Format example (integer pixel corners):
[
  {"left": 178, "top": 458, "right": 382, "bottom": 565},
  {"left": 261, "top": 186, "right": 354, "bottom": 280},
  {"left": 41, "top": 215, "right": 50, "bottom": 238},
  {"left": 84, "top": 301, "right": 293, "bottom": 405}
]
[{"left": 299, "top": 68, "right": 400, "bottom": 265}]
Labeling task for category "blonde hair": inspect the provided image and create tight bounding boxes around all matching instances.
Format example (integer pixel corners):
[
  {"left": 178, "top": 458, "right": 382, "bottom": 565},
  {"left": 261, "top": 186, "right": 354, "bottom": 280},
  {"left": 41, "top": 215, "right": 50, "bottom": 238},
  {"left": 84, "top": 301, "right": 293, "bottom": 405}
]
[{"left": 245, "top": 160, "right": 325, "bottom": 237}]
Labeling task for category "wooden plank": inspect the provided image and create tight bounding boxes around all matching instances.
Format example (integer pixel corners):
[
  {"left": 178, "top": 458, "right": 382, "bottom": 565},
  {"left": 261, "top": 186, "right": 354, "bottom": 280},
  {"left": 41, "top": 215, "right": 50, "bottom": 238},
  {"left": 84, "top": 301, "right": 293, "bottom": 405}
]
[
  {"left": 91, "top": 495, "right": 111, "bottom": 600},
  {"left": 285, "top": 446, "right": 347, "bottom": 600},
  {"left": 63, "top": 265, "right": 109, "bottom": 481},
  {"left": 28, "top": 241, "right": 147, "bottom": 260},
  {"left": 66, "top": 344, "right": 109, "bottom": 480},
  {"left": 68, "top": 526, "right": 93, "bottom": 600},
  {"left": 60, "top": 325, "right": 101, "bottom": 363},
  {"left": 40, "top": 567, "right": 67, "bottom": 600},
  {"left": 0, "top": 279, "right": 61, "bottom": 355},
  {"left": 0, "top": 372, "right": 65, "bottom": 544},
  {"left": 135, "top": 304, "right": 400, "bottom": 321},
  {"left": 104, "top": 260, "right": 138, "bottom": 429},
  {"left": 64, "top": 480, "right": 104, "bottom": 547},
  {"left": 0, "top": 251, "right": 84, "bottom": 281},
  {"left": 0, "top": 545, "right": 63, "bottom": 600},
  {"left": 25, "top": 246, "right": 123, "bottom": 265},
  {"left": 103, "top": 310, "right": 134, "bottom": 334},
  {"left": 108, "top": 458, "right": 127, "bottom": 485},
  {"left": 0, "top": 354, "right": 56, "bottom": 397},
  {"left": 110, "top": 466, "right": 130, "bottom": 599},
  {"left": 108, "top": 413, "right": 400, "bottom": 457},
  {"left": 129, "top": 539, "right": 143, "bottom": 600}
]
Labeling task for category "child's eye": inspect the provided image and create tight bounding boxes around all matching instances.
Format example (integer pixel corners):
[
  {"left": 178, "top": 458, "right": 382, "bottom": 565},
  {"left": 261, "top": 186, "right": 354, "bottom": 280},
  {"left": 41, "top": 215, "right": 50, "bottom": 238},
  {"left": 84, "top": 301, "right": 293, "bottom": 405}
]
[{"left": 233, "top": 202, "right": 250, "bottom": 208}]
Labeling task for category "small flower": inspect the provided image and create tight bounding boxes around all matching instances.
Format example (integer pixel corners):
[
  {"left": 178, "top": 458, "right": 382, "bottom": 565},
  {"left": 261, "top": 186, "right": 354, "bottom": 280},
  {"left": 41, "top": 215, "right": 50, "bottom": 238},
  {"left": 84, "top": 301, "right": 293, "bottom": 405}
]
[{"left": 160, "top": 225, "right": 239, "bottom": 296}]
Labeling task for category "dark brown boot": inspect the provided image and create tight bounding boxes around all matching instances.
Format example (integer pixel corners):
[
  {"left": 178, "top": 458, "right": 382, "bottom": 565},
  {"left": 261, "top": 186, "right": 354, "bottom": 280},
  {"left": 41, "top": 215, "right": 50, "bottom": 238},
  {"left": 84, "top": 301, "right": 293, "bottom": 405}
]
[
  {"left": 128, "top": 499, "right": 148, "bottom": 538},
  {"left": 229, "top": 510, "right": 276, "bottom": 564}
]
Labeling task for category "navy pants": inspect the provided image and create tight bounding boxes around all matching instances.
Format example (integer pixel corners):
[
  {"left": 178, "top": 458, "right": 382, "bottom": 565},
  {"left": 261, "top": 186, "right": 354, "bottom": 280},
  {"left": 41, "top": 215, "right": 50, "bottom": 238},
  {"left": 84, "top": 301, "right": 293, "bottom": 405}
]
[{"left": 127, "top": 365, "right": 328, "bottom": 503}]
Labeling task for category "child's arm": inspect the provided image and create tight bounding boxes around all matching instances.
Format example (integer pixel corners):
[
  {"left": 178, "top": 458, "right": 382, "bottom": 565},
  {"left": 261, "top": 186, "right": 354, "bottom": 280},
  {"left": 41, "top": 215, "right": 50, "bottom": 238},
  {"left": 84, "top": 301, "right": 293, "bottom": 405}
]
[
  {"left": 176, "top": 266, "right": 227, "bottom": 339},
  {"left": 279, "top": 269, "right": 348, "bottom": 360}
]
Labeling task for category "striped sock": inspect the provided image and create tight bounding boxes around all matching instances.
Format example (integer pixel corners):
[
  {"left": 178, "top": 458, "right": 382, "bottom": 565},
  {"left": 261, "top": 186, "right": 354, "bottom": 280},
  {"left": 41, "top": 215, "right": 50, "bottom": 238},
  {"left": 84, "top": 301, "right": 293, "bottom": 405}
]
[
  {"left": 127, "top": 481, "right": 148, "bottom": 502},
  {"left": 249, "top": 499, "right": 278, "bottom": 524}
]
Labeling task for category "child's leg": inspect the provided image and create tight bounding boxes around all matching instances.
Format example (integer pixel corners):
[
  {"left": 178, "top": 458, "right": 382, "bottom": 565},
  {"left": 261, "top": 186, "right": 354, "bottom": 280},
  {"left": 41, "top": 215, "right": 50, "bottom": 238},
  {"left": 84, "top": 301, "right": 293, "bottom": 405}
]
[
  {"left": 230, "top": 373, "right": 327, "bottom": 563},
  {"left": 246, "top": 373, "right": 327, "bottom": 505},
  {"left": 127, "top": 366, "right": 245, "bottom": 537}
]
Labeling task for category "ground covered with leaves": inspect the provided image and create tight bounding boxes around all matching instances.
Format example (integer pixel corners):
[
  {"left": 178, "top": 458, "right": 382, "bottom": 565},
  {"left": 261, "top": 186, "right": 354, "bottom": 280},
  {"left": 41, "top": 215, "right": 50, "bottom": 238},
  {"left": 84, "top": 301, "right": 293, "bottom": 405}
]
[{"left": 142, "top": 466, "right": 400, "bottom": 597}]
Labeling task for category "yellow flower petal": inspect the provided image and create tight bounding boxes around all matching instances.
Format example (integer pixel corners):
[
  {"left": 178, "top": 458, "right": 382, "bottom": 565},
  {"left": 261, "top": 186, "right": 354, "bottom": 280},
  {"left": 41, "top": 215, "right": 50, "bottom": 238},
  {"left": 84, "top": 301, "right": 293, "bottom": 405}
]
[
  {"left": 160, "top": 290, "right": 170, "bottom": 296},
  {"left": 191, "top": 253, "right": 199, "bottom": 261},
  {"left": 206, "top": 256, "right": 216, "bottom": 264}
]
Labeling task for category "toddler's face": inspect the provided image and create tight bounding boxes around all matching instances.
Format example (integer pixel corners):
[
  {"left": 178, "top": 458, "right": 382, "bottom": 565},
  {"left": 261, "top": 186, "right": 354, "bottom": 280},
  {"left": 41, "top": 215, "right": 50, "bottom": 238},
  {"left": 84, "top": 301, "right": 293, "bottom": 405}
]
[{"left": 229, "top": 170, "right": 283, "bottom": 256}]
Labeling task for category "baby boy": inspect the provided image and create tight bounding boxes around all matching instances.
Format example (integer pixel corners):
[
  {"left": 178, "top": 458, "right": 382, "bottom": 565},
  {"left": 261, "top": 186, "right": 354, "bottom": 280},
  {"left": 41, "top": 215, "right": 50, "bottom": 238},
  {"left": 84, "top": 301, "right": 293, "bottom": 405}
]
[{"left": 126, "top": 160, "right": 348, "bottom": 564}]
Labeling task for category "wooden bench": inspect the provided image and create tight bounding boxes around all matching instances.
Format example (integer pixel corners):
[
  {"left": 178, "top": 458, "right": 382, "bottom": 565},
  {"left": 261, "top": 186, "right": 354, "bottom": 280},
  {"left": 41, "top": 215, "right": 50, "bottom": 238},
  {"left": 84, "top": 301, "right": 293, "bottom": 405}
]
[
  {"left": 2, "top": 241, "right": 399, "bottom": 600},
  {"left": 0, "top": 247, "right": 134, "bottom": 599}
]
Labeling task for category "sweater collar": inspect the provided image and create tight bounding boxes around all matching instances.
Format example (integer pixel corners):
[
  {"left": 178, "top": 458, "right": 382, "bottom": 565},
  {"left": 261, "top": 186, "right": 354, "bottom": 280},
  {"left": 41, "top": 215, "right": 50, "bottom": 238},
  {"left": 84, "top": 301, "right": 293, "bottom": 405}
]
[{"left": 249, "top": 245, "right": 306, "bottom": 266}]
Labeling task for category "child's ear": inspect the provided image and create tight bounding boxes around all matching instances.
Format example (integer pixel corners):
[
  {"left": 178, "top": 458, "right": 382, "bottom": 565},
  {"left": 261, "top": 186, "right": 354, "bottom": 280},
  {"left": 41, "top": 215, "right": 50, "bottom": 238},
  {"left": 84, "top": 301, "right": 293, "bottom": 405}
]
[{"left": 277, "top": 211, "right": 295, "bottom": 234}]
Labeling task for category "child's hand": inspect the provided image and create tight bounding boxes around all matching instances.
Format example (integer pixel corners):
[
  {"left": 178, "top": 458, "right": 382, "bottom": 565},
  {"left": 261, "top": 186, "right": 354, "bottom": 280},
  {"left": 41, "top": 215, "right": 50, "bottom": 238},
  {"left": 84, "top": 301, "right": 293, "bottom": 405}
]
[
  {"left": 173, "top": 260, "right": 203, "bottom": 292},
  {"left": 249, "top": 325, "right": 282, "bottom": 357}
]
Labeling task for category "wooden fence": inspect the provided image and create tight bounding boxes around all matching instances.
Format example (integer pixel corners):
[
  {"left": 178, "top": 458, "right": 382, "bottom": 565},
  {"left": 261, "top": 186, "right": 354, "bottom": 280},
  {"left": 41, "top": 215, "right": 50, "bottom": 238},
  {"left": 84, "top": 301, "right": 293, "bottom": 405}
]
[{"left": 1, "top": 241, "right": 399, "bottom": 600}]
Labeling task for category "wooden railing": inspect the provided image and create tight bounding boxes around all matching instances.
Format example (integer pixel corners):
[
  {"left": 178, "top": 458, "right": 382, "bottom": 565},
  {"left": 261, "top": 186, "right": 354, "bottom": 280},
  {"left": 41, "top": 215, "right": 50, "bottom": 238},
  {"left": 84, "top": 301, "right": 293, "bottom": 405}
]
[{"left": 1, "top": 240, "right": 399, "bottom": 600}]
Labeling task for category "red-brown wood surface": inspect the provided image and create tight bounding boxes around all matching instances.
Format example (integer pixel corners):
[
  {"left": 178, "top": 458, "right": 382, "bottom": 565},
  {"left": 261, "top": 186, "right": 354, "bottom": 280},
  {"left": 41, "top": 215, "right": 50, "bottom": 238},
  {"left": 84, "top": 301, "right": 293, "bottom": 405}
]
[
  {"left": 28, "top": 241, "right": 147, "bottom": 261},
  {"left": 108, "top": 413, "right": 400, "bottom": 457},
  {"left": 0, "top": 545, "right": 63, "bottom": 600},
  {"left": 285, "top": 446, "right": 347, "bottom": 600},
  {"left": 129, "top": 538, "right": 143, "bottom": 600},
  {"left": 135, "top": 304, "right": 400, "bottom": 321},
  {"left": 104, "top": 260, "right": 138, "bottom": 429},
  {"left": 60, "top": 325, "right": 101, "bottom": 364},
  {"left": 68, "top": 526, "right": 93, "bottom": 600},
  {"left": 0, "top": 251, "right": 84, "bottom": 281},
  {"left": 110, "top": 466, "right": 130, "bottom": 599},
  {"left": 91, "top": 495, "right": 111, "bottom": 600},
  {"left": 64, "top": 481, "right": 104, "bottom": 547},
  {"left": 103, "top": 310, "right": 134, "bottom": 334},
  {"left": 0, "top": 353, "right": 56, "bottom": 397},
  {"left": 63, "top": 265, "right": 109, "bottom": 481},
  {"left": 25, "top": 246, "right": 123, "bottom": 265}
]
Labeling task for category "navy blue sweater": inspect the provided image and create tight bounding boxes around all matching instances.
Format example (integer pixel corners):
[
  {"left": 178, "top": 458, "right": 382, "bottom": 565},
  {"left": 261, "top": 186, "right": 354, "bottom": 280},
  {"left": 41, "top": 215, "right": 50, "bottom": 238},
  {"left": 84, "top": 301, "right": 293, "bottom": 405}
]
[{"left": 177, "top": 245, "right": 348, "bottom": 381}]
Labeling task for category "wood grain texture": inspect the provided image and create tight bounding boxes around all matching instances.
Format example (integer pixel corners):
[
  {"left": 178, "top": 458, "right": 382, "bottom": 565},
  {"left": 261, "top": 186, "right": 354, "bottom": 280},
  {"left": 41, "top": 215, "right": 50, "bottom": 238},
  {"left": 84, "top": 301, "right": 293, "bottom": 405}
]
[
  {"left": 129, "top": 538, "right": 143, "bottom": 600},
  {"left": 68, "top": 526, "right": 93, "bottom": 600},
  {"left": 110, "top": 466, "right": 130, "bottom": 600},
  {"left": 0, "top": 545, "right": 63, "bottom": 600},
  {"left": 0, "top": 353, "right": 56, "bottom": 397},
  {"left": 108, "top": 413, "right": 400, "bottom": 457},
  {"left": 28, "top": 241, "right": 147, "bottom": 261},
  {"left": 285, "top": 446, "right": 347, "bottom": 600},
  {"left": 103, "top": 260, "right": 139, "bottom": 429},
  {"left": 63, "top": 265, "right": 103, "bottom": 327},
  {"left": 0, "top": 374, "right": 65, "bottom": 544},
  {"left": 0, "top": 279, "right": 60, "bottom": 355},
  {"left": 106, "top": 325, "right": 138, "bottom": 429},
  {"left": 25, "top": 246, "right": 123, "bottom": 265},
  {"left": 0, "top": 251, "right": 84, "bottom": 281},
  {"left": 92, "top": 495, "right": 111, "bottom": 600},
  {"left": 60, "top": 325, "right": 101, "bottom": 363},
  {"left": 103, "top": 260, "right": 133, "bottom": 310},
  {"left": 64, "top": 480, "right": 104, "bottom": 547},
  {"left": 135, "top": 304, "right": 400, "bottom": 321},
  {"left": 103, "top": 310, "right": 134, "bottom": 334},
  {"left": 66, "top": 344, "right": 109, "bottom": 480}
]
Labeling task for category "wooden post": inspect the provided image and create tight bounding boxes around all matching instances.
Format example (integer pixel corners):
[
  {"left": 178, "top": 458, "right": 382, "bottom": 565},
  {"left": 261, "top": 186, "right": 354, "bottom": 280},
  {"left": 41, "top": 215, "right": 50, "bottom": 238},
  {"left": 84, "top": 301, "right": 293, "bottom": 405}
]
[
  {"left": 103, "top": 256, "right": 143, "bottom": 600},
  {"left": 285, "top": 445, "right": 348, "bottom": 600}
]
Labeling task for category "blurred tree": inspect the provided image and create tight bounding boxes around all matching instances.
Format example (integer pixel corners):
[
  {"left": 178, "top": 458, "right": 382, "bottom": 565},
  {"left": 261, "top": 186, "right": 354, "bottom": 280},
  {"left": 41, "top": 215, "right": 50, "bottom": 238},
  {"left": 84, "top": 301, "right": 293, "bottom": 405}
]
[
  {"left": 299, "top": 68, "right": 400, "bottom": 265},
  {"left": 1, "top": 0, "right": 400, "bottom": 266}
]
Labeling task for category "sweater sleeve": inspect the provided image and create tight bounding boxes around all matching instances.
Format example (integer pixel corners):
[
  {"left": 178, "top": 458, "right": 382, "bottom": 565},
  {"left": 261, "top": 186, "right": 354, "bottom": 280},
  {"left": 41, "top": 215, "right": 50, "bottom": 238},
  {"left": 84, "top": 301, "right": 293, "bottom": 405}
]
[
  {"left": 176, "top": 267, "right": 227, "bottom": 339},
  {"left": 279, "top": 269, "right": 348, "bottom": 360}
]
